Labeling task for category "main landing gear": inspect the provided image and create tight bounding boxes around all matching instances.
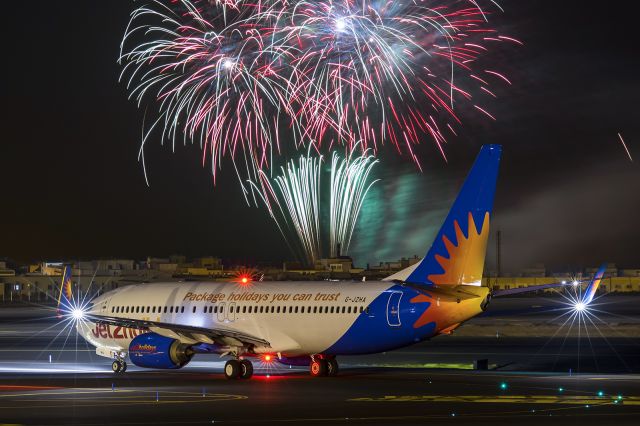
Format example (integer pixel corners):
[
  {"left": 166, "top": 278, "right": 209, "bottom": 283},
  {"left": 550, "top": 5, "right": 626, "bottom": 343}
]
[
  {"left": 310, "top": 358, "right": 338, "bottom": 377},
  {"left": 111, "top": 359, "right": 127, "bottom": 373},
  {"left": 224, "top": 359, "right": 253, "bottom": 380}
]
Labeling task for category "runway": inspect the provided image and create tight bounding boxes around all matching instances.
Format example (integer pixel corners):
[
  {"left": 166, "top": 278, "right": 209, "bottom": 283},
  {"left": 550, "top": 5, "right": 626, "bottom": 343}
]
[{"left": 0, "top": 296, "right": 639, "bottom": 425}]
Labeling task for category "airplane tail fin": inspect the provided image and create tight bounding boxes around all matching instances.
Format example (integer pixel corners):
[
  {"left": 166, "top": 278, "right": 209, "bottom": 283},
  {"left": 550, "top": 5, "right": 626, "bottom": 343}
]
[
  {"left": 386, "top": 145, "right": 502, "bottom": 286},
  {"left": 583, "top": 263, "right": 606, "bottom": 305},
  {"left": 56, "top": 265, "right": 73, "bottom": 316}
]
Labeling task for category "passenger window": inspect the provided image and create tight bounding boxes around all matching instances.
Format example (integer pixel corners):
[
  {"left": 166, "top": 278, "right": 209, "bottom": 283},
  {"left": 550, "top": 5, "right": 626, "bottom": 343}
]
[
  {"left": 330, "top": 306, "right": 334, "bottom": 314},
  {"left": 147, "top": 306, "right": 150, "bottom": 313},
  {"left": 243, "top": 306, "right": 247, "bottom": 313},
  {"left": 111, "top": 307, "right": 115, "bottom": 313},
  {"left": 170, "top": 306, "right": 174, "bottom": 313},
  {"left": 342, "top": 306, "right": 346, "bottom": 313},
  {"left": 181, "top": 306, "right": 185, "bottom": 313},
  {"left": 260, "top": 306, "right": 264, "bottom": 313},
  {"left": 193, "top": 306, "right": 196, "bottom": 313},
  {"left": 152, "top": 306, "right": 156, "bottom": 313},
  {"left": 294, "top": 306, "right": 298, "bottom": 313},
  {"left": 301, "top": 306, "right": 305, "bottom": 314},
  {"left": 220, "top": 306, "right": 224, "bottom": 313},
  {"left": 164, "top": 306, "right": 168, "bottom": 313}
]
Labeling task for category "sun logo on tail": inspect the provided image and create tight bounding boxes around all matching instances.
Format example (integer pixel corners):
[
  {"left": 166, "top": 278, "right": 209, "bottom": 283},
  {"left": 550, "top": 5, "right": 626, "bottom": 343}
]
[{"left": 428, "top": 212, "right": 490, "bottom": 286}]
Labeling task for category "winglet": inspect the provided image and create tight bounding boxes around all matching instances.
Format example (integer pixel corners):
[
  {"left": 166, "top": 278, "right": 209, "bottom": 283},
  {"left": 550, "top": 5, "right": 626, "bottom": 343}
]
[
  {"left": 583, "top": 263, "right": 606, "bottom": 305},
  {"left": 56, "top": 265, "right": 73, "bottom": 315}
]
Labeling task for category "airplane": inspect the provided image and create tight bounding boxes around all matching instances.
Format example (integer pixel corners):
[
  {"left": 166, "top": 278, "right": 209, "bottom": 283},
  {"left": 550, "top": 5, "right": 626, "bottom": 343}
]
[{"left": 58, "top": 144, "right": 604, "bottom": 379}]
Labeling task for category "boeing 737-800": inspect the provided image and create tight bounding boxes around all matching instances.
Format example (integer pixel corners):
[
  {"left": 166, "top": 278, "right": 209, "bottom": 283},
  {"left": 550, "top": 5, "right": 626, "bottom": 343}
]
[{"left": 58, "top": 145, "right": 604, "bottom": 379}]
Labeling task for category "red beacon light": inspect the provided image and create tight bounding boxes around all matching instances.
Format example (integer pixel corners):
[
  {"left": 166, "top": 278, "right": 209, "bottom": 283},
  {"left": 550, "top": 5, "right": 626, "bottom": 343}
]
[
  {"left": 235, "top": 275, "right": 252, "bottom": 286},
  {"left": 263, "top": 354, "right": 273, "bottom": 363}
]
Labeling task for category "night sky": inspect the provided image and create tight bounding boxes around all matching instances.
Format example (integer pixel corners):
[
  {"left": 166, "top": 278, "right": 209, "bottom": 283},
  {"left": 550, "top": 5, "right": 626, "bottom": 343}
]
[{"left": 2, "top": 1, "right": 638, "bottom": 271}]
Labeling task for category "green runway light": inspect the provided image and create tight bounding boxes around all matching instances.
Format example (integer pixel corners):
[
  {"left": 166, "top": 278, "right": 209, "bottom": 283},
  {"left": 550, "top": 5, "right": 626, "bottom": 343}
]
[
  {"left": 500, "top": 382, "right": 508, "bottom": 390},
  {"left": 558, "top": 387, "right": 564, "bottom": 393},
  {"left": 597, "top": 390, "right": 604, "bottom": 397},
  {"left": 617, "top": 395, "right": 623, "bottom": 400}
]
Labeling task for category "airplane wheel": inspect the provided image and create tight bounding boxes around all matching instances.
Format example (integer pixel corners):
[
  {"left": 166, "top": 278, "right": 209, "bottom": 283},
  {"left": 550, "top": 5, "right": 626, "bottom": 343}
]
[
  {"left": 310, "top": 359, "right": 327, "bottom": 377},
  {"left": 112, "top": 360, "right": 124, "bottom": 373},
  {"left": 224, "top": 360, "right": 241, "bottom": 380},
  {"left": 240, "top": 360, "right": 253, "bottom": 379},
  {"left": 327, "top": 359, "right": 338, "bottom": 377}
]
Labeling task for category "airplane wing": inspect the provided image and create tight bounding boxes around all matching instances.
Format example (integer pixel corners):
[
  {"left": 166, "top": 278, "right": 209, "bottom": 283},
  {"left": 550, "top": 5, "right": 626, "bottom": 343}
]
[
  {"left": 85, "top": 312, "right": 271, "bottom": 348},
  {"left": 403, "top": 282, "right": 486, "bottom": 301}
]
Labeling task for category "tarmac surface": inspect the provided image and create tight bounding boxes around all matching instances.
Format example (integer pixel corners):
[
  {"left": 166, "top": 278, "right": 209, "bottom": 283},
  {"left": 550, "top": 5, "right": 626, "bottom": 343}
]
[{"left": 0, "top": 295, "right": 639, "bottom": 425}]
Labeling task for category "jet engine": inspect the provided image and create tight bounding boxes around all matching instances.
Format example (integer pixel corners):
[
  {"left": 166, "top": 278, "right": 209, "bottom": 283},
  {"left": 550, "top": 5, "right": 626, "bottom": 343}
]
[{"left": 129, "top": 332, "right": 194, "bottom": 369}]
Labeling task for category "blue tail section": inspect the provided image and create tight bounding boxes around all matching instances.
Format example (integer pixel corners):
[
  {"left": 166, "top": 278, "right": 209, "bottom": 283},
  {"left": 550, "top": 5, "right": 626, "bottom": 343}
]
[
  {"left": 583, "top": 263, "right": 606, "bottom": 305},
  {"left": 406, "top": 145, "right": 502, "bottom": 286}
]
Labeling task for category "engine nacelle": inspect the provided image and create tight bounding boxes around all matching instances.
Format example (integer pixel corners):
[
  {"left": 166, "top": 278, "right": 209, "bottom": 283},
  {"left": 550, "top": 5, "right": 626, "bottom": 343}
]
[{"left": 129, "top": 332, "right": 193, "bottom": 369}]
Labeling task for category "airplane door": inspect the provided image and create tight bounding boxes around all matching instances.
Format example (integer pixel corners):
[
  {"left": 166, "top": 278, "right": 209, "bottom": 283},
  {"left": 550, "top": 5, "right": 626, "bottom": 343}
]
[
  {"left": 217, "top": 302, "right": 226, "bottom": 323},
  {"left": 386, "top": 291, "right": 402, "bottom": 327},
  {"left": 228, "top": 302, "right": 236, "bottom": 322}
]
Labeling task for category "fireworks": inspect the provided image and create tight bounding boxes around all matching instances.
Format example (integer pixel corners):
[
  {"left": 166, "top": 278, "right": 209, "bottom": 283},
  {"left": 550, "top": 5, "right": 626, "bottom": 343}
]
[
  {"left": 119, "top": 0, "right": 517, "bottom": 260},
  {"left": 254, "top": 148, "right": 323, "bottom": 264},
  {"left": 120, "top": 0, "right": 517, "bottom": 181},
  {"left": 330, "top": 148, "right": 379, "bottom": 257},
  {"left": 252, "top": 147, "right": 378, "bottom": 265}
]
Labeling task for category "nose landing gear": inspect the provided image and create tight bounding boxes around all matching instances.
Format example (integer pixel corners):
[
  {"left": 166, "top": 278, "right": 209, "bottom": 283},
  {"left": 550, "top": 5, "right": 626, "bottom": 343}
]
[{"left": 111, "top": 359, "right": 127, "bottom": 373}]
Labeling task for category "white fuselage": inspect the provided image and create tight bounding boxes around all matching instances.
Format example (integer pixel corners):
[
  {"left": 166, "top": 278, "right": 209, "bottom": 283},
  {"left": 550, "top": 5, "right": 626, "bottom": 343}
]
[
  {"left": 79, "top": 280, "right": 487, "bottom": 361},
  {"left": 80, "top": 280, "right": 397, "bottom": 357}
]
